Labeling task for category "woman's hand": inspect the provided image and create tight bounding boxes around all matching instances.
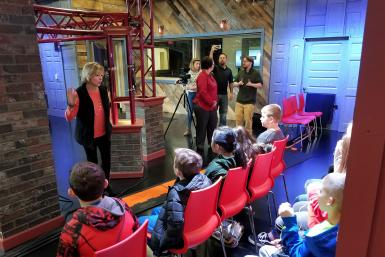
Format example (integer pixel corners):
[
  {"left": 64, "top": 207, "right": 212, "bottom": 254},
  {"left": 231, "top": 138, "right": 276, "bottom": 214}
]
[{"left": 66, "top": 88, "right": 78, "bottom": 107}]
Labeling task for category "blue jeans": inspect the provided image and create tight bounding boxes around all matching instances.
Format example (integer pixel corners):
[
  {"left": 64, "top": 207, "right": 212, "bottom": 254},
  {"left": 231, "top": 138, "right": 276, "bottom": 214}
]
[
  {"left": 186, "top": 91, "right": 196, "bottom": 130},
  {"left": 138, "top": 206, "right": 162, "bottom": 233},
  {"left": 218, "top": 94, "right": 228, "bottom": 126}
]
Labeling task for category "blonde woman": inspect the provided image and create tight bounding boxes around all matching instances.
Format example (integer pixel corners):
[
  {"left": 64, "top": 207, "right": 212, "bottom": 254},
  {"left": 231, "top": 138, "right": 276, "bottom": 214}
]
[
  {"left": 184, "top": 58, "right": 201, "bottom": 136},
  {"left": 333, "top": 122, "right": 353, "bottom": 173},
  {"left": 65, "top": 62, "right": 113, "bottom": 194}
]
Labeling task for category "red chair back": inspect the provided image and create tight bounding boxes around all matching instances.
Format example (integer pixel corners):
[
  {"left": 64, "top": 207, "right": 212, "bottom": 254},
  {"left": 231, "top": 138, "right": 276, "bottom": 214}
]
[
  {"left": 298, "top": 93, "right": 305, "bottom": 112},
  {"left": 95, "top": 220, "right": 148, "bottom": 257},
  {"left": 247, "top": 149, "right": 275, "bottom": 203},
  {"left": 288, "top": 95, "right": 299, "bottom": 114},
  {"left": 282, "top": 97, "right": 294, "bottom": 117},
  {"left": 271, "top": 135, "right": 289, "bottom": 177},
  {"left": 170, "top": 177, "right": 222, "bottom": 254},
  {"left": 218, "top": 160, "right": 252, "bottom": 220}
]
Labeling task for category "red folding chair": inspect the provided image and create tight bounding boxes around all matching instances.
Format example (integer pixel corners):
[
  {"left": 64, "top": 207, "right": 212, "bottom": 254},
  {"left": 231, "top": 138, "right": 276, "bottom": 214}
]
[
  {"left": 217, "top": 160, "right": 252, "bottom": 257},
  {"left": 245, "top": 149, "right": 276, "bottom": 253},
  {"left": 169, "top": 177, "right": 222, "bottom": 256},
  {"left": 271, "top": 135, "right": 290, "bottom": 202},
  {"left": 298, "top": 93, "right": 323, "bottom": 134},
  {"left": 282, "top": 96, "right": 314, "bottom": 150},
  {"left": 95, "top": 220, "right": 148, "bottom": 257},
  {"left": 288, "top": 95, "right": 317, "bottom": 137}
]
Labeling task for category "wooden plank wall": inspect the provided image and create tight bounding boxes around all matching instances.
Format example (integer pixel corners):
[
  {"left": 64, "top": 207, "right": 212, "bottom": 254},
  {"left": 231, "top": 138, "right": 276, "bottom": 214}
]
[{"left": 151, "top": 0, "right": 275, "bottom": 113}]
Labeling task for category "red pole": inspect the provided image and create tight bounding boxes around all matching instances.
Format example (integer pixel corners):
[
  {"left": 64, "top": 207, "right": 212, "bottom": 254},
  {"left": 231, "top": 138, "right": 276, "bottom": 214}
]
[
  {"left": 125, "top": 29, "right": 136, "bottom": 124},
  {"left": 138, "top": 0, "right": 146, "bottom": 98},
  {"left": 149, "top": 0, "right": 156, "bottom": 97},
  {"left": 37, "top": 35, "right": 105, "bottom": 44},
  {"left": 106, "top": 35, "right": 119, "bottom": 125}
]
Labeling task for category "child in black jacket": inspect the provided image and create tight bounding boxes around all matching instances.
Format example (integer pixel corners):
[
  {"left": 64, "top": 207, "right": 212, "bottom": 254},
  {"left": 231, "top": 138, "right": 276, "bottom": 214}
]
[{"left": 138, "top": 148, "right": 211, "bottom": 256}]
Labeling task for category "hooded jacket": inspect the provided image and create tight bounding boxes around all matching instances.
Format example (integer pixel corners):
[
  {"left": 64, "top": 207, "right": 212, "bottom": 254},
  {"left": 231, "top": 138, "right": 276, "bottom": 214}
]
[
  {"left": 281, "top": 216, "right": 339, "bottom": 257},
  {"left": 150, "top": 173, "right": 212, "bottom": 255},
  {"left": 204, "top": 154, "right": 237, "bottom": 183},
  {"left": 57, "top": 197, "right": 138, "bottom": 257}
]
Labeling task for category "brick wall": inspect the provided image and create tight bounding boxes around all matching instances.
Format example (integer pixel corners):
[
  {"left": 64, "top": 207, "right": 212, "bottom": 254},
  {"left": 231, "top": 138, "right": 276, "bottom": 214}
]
[
  {"left": 136, "top": 104, "right": 165, "bottom": 156},
  {"left": 111, "top": 132, "right": 143, "bottom": 173},
  {"left": 0, "top": 0, "right": 60, "bottom": 239}
]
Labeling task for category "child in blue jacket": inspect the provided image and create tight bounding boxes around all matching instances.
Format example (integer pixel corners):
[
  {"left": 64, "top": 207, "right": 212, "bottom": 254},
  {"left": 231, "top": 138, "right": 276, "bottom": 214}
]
[{"left": 259, "top": 172, "right": 346, "bottom": 257}]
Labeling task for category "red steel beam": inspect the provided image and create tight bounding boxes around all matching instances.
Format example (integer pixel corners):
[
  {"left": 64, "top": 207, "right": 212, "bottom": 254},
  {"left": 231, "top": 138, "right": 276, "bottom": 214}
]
[{"left": 33, "top": 2, "right": 157, "bottom": 125}]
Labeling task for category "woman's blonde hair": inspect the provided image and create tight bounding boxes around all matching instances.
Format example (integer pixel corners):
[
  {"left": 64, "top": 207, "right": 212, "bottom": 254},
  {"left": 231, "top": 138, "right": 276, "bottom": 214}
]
[
  {"left": 81, "top": 62, "right": 104, "bottom": 85},
  {"left": 336, "top": 122, "right": 353, "bottom": 173},
  {"left": 189, "top": 58, "right": 200, "bottom": 72}
]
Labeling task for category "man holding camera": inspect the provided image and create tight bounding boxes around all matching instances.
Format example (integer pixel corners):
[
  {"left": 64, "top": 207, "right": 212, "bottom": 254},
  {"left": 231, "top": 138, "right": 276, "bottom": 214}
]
[{"left": 210, "top": 45, "right": 234, "bottom": 126}]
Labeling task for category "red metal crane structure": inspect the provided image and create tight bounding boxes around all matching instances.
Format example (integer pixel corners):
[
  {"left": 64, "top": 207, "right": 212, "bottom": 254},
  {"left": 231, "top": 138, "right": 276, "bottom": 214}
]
[{"left": 33, "top": 0, "right": 156, "bottom": 125}]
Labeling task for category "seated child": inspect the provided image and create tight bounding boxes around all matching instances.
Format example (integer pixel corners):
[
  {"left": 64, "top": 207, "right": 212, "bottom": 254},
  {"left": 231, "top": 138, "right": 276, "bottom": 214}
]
[
  {"left": 257, "top": 104, "right": 285, "bottom": 144},
  {"left": 258, "top": 172, "right": 346, "bottom": 257},
  {"left": 252, "top": 180, "right": 326, "bottom": 248},
  {"left": 233, "top": 125, "right": 256, "bottom": 162},
  {"left": 204, "top": 126, "right": 246, "bottom": 182},
  {"left": 139, "top": 148, "right": 211, "bottom": 256},
  {"left": 57, "top": 162, "right": 138, "bottom": 257}
]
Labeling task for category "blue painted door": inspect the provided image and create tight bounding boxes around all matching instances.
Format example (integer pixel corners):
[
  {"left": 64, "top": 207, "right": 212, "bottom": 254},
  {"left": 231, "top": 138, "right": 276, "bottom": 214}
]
[
  {"left": 302, "top": 40, "right": 348, "bottom": 131},
  {"left": 39, "top": 43, "right": 86, "bottom": 200},
  {"left": 39, "top": 43, "right": 67, "bottom": 117}
]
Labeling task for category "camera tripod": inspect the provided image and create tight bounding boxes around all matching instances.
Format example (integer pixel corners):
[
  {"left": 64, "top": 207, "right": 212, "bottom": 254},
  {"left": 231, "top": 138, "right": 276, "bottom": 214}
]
[{"left": 164, "top": 84, "right": 196, "bottom": 137}]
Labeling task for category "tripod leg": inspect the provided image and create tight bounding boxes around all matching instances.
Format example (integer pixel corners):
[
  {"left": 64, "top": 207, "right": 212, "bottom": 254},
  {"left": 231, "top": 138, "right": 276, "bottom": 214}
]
[
  {"left": 184, "top": 91, "right": 196, "bottom": 129},
  {"left": 164, "top": 91, "right": 185, "bottom": 137}
]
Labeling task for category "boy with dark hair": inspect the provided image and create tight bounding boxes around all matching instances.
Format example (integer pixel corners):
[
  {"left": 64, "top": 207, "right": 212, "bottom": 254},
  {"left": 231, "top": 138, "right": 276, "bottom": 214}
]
[
  {"left": 57, "top": 162, "right": 138, "bottom": 257},
  {"left": 139, "top": 148, "right": 211, "bottom": 256}
]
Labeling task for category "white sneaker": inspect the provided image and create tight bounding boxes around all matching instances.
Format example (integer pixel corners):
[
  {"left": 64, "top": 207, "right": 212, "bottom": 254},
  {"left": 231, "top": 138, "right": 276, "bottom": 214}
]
[{"left": 248, "top": 232, "right": 273, "bottom": 247}]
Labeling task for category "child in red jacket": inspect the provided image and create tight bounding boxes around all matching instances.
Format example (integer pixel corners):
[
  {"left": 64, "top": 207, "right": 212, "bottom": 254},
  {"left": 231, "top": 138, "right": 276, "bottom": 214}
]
[{"left": 56, "top": 162, "right": 138, "bottom": 257}]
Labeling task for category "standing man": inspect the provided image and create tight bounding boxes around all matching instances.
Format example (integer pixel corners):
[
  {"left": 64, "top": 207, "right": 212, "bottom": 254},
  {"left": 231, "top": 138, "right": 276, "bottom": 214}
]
[
  {"left": 234, "top": 56, "right": 263, "bottom": 134},
  {"left": 209, "top": 45, "right": 234, "bottom": 126}
]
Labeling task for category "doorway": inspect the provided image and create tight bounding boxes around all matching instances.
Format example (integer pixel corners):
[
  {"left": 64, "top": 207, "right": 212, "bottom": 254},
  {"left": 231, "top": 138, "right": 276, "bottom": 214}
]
[{"left": 302, "top": 39, "right": 355, "bottom": 131}]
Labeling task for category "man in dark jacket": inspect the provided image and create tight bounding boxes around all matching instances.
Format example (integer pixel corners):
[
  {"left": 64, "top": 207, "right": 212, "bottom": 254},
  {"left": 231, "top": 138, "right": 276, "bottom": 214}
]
[
  {"left": 56, "top": 162, "right": 138, "bottom": 257},
  {"left": 138, "top": 148, "right": 211, "bottom": 256}
]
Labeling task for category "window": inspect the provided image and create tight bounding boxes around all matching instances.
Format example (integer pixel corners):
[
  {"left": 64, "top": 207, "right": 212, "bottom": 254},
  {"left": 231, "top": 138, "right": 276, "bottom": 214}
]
[
  {"left": 88, "top": 39, "right": 129, "bottom": 97},
  {"left": 152, "top": 30, "right": 263, "bottom": 78},
  {"left": 153, "top": 40, "right": 192, "bottom": 77}
]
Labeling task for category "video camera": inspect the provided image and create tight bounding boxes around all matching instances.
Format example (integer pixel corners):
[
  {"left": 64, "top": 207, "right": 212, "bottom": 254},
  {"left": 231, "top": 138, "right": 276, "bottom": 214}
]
[{"left": 176, "top": 67, "right": 191, "bottom": 85}]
